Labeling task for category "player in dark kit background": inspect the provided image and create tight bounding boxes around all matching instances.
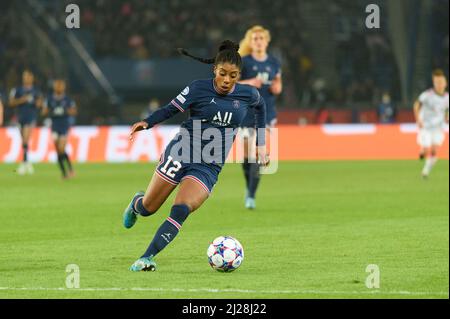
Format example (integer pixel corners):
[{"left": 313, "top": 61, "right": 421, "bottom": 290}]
[
  {"left": 238, "top": 25, "right": 282, "bottom": 209},
  {"left": 8, "top": 70, "right": 43, "bottom": 175},
  {"left": 0, "top": 93, "right": 4, "bottom": 127},
  {"left": 42, "top": 79, "right": 77, "bottom": 179},
  {"left": 122, "top": 40, "right": 270, "bottom": 272}
]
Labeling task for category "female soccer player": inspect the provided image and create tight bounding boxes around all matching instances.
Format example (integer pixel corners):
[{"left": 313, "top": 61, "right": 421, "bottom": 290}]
[
  {"left": 122, "top": 40, "right": 269, "bottom": 272},
  {"left": 0, "top": 95, "right": 4, "bottom": 126},
  {"left": 238, "top": 25, "right": 282, "bottom": 209},
  {"left": 9, "top": 70, "right": 43, "bottom": 175},
  {"left": 42, "top": 79, "right": 77, "bottom": 179},
  {"left": 413, "top": 69, "right": 449, "bottom": 179}
]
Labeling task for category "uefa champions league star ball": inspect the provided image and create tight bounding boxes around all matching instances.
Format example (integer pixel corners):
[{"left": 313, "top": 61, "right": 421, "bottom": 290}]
[{"left": 207, "top": 236, "right": 244, "bottom": 272}]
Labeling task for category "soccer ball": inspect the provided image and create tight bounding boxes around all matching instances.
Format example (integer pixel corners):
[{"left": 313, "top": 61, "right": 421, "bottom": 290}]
[{"left": 207, "top": 236, "right": 244, "bottom": 272}]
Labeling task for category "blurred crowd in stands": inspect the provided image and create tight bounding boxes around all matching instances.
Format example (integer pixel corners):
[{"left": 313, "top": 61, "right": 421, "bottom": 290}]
[
  {"left": 0, "top": 6, "right": 27, "bottom": 97},
  {"left": 0, "top": 2, "right": 50, "bottom": 101},
  {"left": 431, "top": 0, "right": 449, "bottom": 72},
  {"left": 1, "top": 0, "right": 448, "bottom": 125},
  {"left": 50, "top": 0, "right": 311, "bottom": 108}
]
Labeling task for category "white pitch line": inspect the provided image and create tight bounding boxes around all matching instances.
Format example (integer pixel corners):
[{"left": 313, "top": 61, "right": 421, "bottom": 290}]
[{"left": 0, "top": 287, "right": 448, "bottom": 296}]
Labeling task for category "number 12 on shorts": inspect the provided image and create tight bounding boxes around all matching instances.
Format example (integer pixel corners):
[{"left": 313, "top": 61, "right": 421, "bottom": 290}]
[{"left": 160, "top": 156, "right": 182, "bottom": 178}]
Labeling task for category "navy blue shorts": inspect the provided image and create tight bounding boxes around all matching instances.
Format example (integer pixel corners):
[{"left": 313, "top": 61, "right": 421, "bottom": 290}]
[
  {"left": 18, "top": 116, "right": 37, "bottom": 127},
  {"left": 155, "top": 142, "right": 221, "bottom": 195},
  {"left": 52, "top": 124, "right": 70, "bottom": 137}
]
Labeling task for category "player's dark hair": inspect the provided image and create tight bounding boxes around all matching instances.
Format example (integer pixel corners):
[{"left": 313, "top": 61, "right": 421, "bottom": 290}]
[
  {"left": 178, "top": 40, "right": 242, "bottom": 70},
  {"left": 432, "top": 69, "right": 445, "bottom": 77}
]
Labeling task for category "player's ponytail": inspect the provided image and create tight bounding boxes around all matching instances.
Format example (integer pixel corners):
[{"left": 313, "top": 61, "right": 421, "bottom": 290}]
[
  {"left": 177, "top": 48, "right": 215, "bottom": 64},
  {"left": 178, "top": 40, "right": 242, "bottom": 69}
]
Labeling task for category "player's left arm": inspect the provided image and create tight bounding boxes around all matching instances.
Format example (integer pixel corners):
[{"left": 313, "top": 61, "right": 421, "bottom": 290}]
[
  {"left": 251, "top": 89, "right": 269, "bottom": 166},
  {"left": 0, "top": 99, "right": 4, "bottom": 126},
  {"left": 446, "top": 104, "right": 449, "bottom": 124},
  {"left": 130, "top": 82, "right": 197, "bottom": 140},
  {"left": 413, "top": 99, "right": 423, "bottom": 128},
  {"left": 41, "top": 98, "right": 49, "bottom": 116},
  {"left": 35, "top": 92, "right": 44, "bottom": 109},
  {"left": 270, "top": 73, "right": 283, "bottom": 95},
  {"left": 67, "top": 100, "right": 77, "bottom": 116}
]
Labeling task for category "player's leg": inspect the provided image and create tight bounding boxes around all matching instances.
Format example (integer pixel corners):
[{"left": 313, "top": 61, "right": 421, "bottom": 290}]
[
  {"left": 418, "top": 129, "right": 431, "bottom": 178},
  {"left": 131, "top": 177, "right": 209, "bottom": 271},
  {"left": 421, "top": 129, "right": 444, "bottom": 178},
  {"left": 241, "top": 128, "right": 251, "bottom": 194},
  {"left": 424, "top": 131, "right": 443, "bottom": 177},
  {"left": 54, "top": 133, "right": 68, "bottom": 178},
  {"left": 123, "top": 171, "right": 177, "bottom": 229},
  {"left": 430, "top": 129, "right": 445, "bottom": 170},
  {"left": 246, "top": 128, "right": 260, "bottom": 209},
  {"left": 126, "top": 173, "right": 179, "bottom": 271},
  {"left": 58, "top": 129, "right": 74, "bottom": 177},
  {"left": 124, "top": 146, "right": 182, "bottom": 229},
  {"left": 130, "top": 166, "right": 215, "bottom": 271},
  {"left": 419, "top": 146, "right": 425, "bottom": 160},
  {"left": 421, "top": 147, "right": 431, "bottom": 178},
  {"left": 18, "top": 124, "right": 33, "bottom": 174},
  {"left": 430, "top": 145, "right": 438, "bottom": 167}
]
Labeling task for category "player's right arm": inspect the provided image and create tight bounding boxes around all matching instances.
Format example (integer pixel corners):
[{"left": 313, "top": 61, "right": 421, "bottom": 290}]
[
  {"left": 414, "top": 91, "right": 428, "bottom": 129},
  {"left": 41, "top": 98, "right": 49, "bottom": 116},
  {"left": 129, "top": 82, "right": 197, "bottom": 141},
  {"left": 249, "top": 87, "right": 269, "bottom": 167},
  {"left": 239, "top": 78, "right": 263, "bottom": 88},
  {"left": 67, "top": 99, "right": 78, "bottom": 116},
  {"left": 8, "top": 88, "right": 29, "bottom": 108},
  {"left": 0, "top": 99, "right": 4, "bottom": 126},
  {"left": 413, "top": 99, "right": 423, "bottom": 128}
]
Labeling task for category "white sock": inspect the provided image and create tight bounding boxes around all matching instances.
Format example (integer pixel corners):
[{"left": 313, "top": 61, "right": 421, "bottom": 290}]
[
  {"left": 422, "top": 157, "right": 437, "bottom": 176},
  {"left": 422, "top": 158, "right": 433, "bottom": 176},
  {"left": 430, "top": 156, "right": 438, "bottom": 166}
]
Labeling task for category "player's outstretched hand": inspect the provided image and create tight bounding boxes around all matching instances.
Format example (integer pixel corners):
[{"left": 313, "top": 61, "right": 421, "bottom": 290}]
[
  {"left": 256, "top": 146, "right": 270, "bottom": 167},
  {"left": 251, "top": 78, "right": 263, "bottom": 89},
  {"left": 270, "top": 80, "right": 282, "bottom": 95},
  {"left": 129, "top": 121, "right": 149, "bottom": 141}
]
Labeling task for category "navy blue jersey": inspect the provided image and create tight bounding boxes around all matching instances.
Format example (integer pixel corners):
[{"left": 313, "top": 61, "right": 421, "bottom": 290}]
[
  {"left": 44, "top": 94, "right": 76, "bottom": 135},
  {"left": 44, "top": 94, "right": 76, "bottom": 119},
  {"left": 9, "top": 86, "right": 42, "bottom": 123},
  {"left": 143, "top": 78, "right": 266, "bottom": 169},
  {"left": 240, "top": 54, "right": 281, "bottom": 127}
]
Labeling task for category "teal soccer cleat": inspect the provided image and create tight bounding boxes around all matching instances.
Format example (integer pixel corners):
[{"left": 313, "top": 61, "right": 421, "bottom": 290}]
[
  {"left": 129, "top": 256, "right": 157, "bottom": 272},
  {"left": 123, "top": 191, "right": 144, "bottom": 229}
]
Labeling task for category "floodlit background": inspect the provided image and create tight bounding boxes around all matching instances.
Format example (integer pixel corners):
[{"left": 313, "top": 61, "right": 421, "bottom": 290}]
[{"left": 0, "top": 0, "right": 448, "bottom": 300}]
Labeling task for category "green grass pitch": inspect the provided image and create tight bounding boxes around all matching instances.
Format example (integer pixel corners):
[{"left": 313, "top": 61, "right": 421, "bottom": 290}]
[{"left": 0, "top": 160, "right": 448, "bottom": 299}]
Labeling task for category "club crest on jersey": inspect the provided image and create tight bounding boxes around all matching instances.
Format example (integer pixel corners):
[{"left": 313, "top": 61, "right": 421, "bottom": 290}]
[{"left": 232, "top": 100, "right": 240, "bottom": 109}]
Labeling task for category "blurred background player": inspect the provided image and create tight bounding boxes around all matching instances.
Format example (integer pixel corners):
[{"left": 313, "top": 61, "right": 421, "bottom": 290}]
[
  {"left": 8, "top": 70, "right": 43, "bottom": 175},
  {"left": 413, "top": 69, "right": 449, "bottom": 179},
  {"left": 122, "top": 40, "right": 269, "bottom": 271},
  {"left": 0, "top": 94, "right": 4, "bottom": 126},
  {"left": 42, "top": 79, "right": 77, "bottom": 179},
  {"left": 238, "top": 25, "right": 282, "bottom": 209}
]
